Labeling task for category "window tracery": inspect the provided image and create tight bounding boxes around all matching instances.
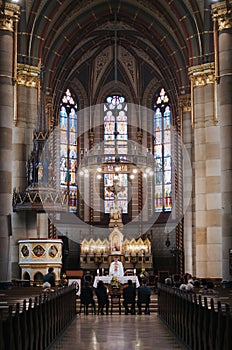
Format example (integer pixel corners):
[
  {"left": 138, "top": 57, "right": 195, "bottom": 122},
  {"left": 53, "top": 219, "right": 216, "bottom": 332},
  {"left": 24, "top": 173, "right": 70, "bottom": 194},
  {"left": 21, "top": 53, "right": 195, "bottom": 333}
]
[{"left": 153, "top": 88, "right": 172, "bottom": 212}]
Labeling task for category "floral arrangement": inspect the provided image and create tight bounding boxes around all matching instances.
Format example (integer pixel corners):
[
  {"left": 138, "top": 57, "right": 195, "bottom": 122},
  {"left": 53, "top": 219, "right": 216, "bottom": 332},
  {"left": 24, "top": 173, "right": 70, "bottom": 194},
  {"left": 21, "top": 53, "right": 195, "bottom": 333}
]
[{"left": 110, "top": 276, "right": 121, "bottom": 289}]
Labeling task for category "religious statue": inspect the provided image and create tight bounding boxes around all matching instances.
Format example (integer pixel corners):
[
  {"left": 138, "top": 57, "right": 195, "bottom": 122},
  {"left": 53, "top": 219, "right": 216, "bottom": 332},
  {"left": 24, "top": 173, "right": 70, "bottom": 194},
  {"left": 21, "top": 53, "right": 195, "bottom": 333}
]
[
  {"left": 110, "top": 206, "right": 122, "bottom": 221},
  {"left": 107, "top": 178, "right": 124, "bottom": 227}
]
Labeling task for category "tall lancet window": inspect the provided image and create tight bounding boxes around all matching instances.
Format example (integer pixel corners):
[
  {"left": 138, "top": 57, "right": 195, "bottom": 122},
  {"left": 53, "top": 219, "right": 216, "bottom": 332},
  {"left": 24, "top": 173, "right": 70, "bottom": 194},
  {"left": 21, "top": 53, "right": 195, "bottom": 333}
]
[
  {"left": 59, "top": 88, "right": 78, "bottom": 213},
  {"left": 153, "top": 88, "right": 172, "bottom": 212},
  {"left": 103, "top": 95, "right": 128, "bottom": 214}
]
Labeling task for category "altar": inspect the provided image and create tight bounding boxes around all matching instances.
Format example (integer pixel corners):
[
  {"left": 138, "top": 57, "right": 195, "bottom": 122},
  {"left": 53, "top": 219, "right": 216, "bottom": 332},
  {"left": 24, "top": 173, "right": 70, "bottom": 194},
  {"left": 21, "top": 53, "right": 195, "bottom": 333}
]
[{"left": 93, "top": 275, "right": 140, "bottom": 288}]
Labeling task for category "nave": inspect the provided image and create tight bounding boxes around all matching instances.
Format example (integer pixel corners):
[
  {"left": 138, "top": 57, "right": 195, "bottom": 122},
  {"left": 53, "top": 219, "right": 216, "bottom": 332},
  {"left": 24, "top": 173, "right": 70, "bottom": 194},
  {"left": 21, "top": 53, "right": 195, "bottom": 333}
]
[{"left": 49, "top": 314, "right": 187, "bottom": 350}]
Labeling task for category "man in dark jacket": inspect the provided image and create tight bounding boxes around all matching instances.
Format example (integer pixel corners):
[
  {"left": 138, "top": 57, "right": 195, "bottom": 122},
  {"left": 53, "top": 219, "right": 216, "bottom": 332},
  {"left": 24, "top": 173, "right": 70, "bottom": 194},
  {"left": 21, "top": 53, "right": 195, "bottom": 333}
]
[
  {"left": 123, "top": 279, "right": 136, "bottom": 315},
  {"left": 80, "top": 281, "right": 96, "bottom": 315},
  {"left": 95, "top": 280, "right": 109, "bottom": 315},
  {"left": 137, "top": 278, "right": 151, "bottom": 315},
  {"left": 43, "top": 267, "right": 55, "bottom": 287}
]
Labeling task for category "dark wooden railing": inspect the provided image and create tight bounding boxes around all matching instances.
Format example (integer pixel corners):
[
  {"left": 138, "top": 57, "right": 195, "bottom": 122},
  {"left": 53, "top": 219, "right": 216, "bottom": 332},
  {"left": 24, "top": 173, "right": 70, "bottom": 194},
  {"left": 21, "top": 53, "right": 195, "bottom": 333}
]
[
  {"left": 158, "top": 284, "right": 232, "bottom": 350},
  {"left": 0, "top": 286, "right": 76, "bottom": 350}
]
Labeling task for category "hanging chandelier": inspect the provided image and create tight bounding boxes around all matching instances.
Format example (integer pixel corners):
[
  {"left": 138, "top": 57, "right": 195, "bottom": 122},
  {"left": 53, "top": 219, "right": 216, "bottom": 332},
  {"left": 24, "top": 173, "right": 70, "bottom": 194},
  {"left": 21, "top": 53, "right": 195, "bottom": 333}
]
[{"left": 78, "top": 139, "right": 155, "bottom": 180}]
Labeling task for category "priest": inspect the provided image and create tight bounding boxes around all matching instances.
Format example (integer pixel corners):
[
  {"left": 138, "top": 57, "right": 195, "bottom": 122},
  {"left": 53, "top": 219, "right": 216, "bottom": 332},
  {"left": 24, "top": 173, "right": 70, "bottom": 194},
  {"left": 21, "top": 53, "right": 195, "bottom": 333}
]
[{"left": 109, "top": 255, "right": 124, "bottom": 277}]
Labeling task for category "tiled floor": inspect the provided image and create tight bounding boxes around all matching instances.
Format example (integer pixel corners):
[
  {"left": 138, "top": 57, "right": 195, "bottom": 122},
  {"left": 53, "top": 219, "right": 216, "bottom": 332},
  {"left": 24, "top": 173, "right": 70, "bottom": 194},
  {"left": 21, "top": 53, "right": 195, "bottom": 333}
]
[{"left": 49, "top": 314, "right": 188, "bottom": 350}]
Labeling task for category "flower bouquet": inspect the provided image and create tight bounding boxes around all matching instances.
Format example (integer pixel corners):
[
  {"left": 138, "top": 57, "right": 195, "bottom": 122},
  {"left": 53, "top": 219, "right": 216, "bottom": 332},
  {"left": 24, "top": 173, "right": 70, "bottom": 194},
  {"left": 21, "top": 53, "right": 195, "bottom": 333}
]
[{"left": 110, "top": 276, "right": 121, "bottom": 289}]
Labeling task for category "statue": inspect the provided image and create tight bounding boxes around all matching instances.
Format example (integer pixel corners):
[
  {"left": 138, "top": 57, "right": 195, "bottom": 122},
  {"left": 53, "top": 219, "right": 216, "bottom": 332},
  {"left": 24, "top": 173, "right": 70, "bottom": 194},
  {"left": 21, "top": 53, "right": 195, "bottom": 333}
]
[
  {"left": 107, "top": 178, "right": 124, "bottom": 227},
  {"left": 110, "top": 206, "right": 122, "bottom": 221}
]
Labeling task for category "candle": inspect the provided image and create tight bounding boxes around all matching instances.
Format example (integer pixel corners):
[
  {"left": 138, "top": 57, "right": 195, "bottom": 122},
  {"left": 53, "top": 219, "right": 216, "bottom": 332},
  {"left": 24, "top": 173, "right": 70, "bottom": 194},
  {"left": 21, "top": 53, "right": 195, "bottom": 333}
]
[
  {"left": 102, "top": 268, "right": 104, "bottom": 275},
  {"left": 97, "top": 269, "right": 99, "bottom": 275},
  {"left": 134, "top": 269, "right": 136, "bottom": 275}
]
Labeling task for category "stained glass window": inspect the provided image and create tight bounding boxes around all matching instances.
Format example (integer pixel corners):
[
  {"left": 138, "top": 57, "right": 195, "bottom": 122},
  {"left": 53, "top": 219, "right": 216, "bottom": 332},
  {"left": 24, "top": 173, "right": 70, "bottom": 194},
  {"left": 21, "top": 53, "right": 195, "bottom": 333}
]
[
  {"left": 59, "top": 89, "right": 78, "bottom": 213},
  {"left": 154, "top": 88, "right": 172, "bottom": 212},
  {"left": 104, "top": 95, "right": 128, "bottom": 213}
]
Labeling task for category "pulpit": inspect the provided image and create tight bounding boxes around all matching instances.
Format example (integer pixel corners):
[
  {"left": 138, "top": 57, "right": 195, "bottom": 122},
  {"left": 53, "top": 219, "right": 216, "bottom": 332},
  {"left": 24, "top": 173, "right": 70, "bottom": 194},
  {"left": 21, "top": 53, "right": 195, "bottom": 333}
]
[{"left": 18, "top": 239, "right": 63, "bottom": 285}]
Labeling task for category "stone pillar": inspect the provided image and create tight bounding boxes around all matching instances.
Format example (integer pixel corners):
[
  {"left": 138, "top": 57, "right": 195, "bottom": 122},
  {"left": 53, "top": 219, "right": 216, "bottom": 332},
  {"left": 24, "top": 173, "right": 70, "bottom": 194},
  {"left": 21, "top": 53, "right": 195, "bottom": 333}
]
[
  {"left": 212, "top": 1, "right": 232, "bottom": 279},
  {"left": 0, "top": 1, "right": 20, "bottom": 282},
  {"left": 188, "top": 63, "right": 222, "bottom": 279},
  {"left": 179, "top": 95, "right": 194, "bottom": 275},
  {"left": 13, "top": 64, "right": 40, "bottom": 191},
  {"left": 10, "top": 65, "right": 40, "bottom": 279}
]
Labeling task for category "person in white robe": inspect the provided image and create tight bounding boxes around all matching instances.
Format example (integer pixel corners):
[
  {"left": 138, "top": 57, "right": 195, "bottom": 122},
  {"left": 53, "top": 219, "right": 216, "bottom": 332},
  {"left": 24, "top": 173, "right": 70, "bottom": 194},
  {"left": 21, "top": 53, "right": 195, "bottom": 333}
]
[{"left": 109, "top": 255, "right": 124, "bottom": 277}]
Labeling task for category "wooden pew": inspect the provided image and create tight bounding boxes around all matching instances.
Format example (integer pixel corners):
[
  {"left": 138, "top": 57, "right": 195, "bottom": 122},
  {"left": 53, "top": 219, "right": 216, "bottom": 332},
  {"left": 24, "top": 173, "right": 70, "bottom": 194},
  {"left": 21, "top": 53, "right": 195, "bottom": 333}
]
[{"left": 0, "top": 286, "right": 76, "bottom": 350}]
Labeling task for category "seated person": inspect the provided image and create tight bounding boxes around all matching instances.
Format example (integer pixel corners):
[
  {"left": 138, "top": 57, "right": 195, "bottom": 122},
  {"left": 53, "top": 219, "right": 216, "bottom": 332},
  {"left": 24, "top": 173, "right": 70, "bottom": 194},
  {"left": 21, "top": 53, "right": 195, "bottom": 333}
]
[
  {"left": 43, "top": 267, "right": 55, "bottom": 287},
  {"left": 137, "top": 278, "right": 151, "bottom": 315},
  {"left": 95, "top": 280, "right": 109, "bottom": 315},
  {"left": 80, "top": 281, "right": 96, "bottom": 315},
  {"left": 123, "top": 279, "right": 136, "bottom": 315},
  {"left": 109, "top": 255, "right": 124, "bottom": 277}
]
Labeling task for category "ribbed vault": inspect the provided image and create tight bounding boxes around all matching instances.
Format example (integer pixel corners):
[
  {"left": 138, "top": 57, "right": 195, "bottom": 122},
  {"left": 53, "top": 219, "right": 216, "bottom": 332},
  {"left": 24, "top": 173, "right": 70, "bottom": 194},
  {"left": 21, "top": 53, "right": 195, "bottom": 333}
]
[{"left": 18, "top": 0, "right": 214, "bottom": 112}]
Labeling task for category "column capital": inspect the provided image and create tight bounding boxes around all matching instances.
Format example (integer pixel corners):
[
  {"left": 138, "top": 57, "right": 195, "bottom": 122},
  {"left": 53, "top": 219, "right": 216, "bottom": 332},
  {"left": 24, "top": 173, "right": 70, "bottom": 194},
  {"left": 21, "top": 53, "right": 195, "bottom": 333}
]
[
  {"left": 211, "top": 0, "right": 232, "bottom": 30},
  {"left": 0, "top": 1, "right": 20, "bottom": 32},
  {"left": 17, "top": 63, "right": 40, "bottom": 88},
  {"left": 188, "top": 63, "right": 215, "bottom": 88}
]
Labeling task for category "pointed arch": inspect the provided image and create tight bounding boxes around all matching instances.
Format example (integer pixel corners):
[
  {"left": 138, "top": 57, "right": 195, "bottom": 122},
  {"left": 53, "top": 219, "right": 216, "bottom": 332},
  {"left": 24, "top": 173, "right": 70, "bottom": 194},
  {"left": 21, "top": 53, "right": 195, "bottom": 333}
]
[
  {"left": 59, "top": 88, "right": 78, "bottom": 213},
  {"left": 153, "top": 88, "right": 172, "bottom": 212}
]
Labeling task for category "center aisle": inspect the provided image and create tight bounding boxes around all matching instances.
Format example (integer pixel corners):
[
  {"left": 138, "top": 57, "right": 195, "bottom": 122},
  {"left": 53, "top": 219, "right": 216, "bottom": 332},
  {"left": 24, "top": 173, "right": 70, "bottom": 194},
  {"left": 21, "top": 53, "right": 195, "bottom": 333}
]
[{"left": 49, "top": 314, "right": 188, "bottom": 350}]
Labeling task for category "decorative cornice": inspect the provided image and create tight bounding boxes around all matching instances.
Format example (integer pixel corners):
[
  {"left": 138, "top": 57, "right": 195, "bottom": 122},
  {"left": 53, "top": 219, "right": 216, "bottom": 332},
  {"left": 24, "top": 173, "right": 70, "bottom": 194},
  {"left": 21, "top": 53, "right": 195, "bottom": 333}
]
[
  {"left": 17, "top": 63, "right": 40, "bottom": 88},
  {"left": 211, "top": 0, "right": 232, "bottom": 30},
  {"left": 12, "top": 187, "right": 68, "bottom": 212},
  {"left": 179, "top": 94, "right": 191, "bottom": 112},
  {"left": 188, "top": 63, "right": 215, "bottom": 87},
  {"left": 0, "top": 1, "right": 20, "bottom": 32}
]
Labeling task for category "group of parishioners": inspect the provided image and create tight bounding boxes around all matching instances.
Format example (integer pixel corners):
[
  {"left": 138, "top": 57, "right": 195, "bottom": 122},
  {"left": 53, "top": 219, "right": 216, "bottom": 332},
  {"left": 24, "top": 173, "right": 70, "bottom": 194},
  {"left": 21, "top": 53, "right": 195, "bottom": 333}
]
[
  {"left": 80, "top": 280, "right": 108, "bottom": 315},
  {"left": 80, "top": 278, "right": 151, "bottom": 315}
]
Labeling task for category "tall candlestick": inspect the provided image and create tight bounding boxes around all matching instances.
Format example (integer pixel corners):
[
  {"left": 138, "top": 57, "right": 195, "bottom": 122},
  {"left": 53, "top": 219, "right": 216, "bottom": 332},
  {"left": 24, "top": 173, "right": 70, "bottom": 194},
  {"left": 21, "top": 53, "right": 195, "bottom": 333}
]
[
  {"left": 134, "top": 268, "right": 136, "bottom": 275},
  {"left": 97, "top": 269, "right": 99, "bottom": 276}
]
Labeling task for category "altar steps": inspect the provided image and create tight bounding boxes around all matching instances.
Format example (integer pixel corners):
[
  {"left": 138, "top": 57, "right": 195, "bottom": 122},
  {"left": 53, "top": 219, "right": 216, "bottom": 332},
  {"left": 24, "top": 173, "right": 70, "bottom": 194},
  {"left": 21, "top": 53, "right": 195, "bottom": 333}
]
[{"left": 76, "top": 290, "right": 159, "bottom": 315}]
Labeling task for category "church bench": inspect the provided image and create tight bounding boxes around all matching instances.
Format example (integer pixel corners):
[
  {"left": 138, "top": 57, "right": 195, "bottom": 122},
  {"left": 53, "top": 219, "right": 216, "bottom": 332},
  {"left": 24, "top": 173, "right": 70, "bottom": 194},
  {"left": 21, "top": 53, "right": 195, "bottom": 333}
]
[
  {"left": 0, "top": 286, "right": 76, "bottom": 350},
  {"left": 158, "top": 284, "right": 232, "bottom": 350}
]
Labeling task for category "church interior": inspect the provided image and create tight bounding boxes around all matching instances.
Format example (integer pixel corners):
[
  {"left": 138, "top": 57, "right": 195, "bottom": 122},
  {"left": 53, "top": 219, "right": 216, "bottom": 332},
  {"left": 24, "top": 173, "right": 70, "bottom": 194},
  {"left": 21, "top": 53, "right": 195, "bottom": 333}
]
[
  {"left": 1, "top": 1, "right": 232, "bottom": 349},
  {"left": 0, "top": 0, "right": 232, "bottom": 289}
]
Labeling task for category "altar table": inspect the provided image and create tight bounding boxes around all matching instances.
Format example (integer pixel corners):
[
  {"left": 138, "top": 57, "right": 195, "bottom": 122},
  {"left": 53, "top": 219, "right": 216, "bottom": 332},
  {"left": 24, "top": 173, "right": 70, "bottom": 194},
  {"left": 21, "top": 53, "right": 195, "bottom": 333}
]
[{"left": 93, "top": 275, "right": 140, "bottom": 288}]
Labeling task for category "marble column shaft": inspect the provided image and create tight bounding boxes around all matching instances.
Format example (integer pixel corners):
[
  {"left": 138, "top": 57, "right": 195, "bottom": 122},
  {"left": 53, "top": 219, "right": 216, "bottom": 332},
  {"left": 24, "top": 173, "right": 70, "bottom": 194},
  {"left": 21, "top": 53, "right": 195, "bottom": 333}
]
[
  {"left": 189, "top": 63, "right": 222, "bottom": 279},
  {"left": 180, "top": 96, "right": 194, "bottom": 275},
  {"left": 213, "top": 2, "right": 232, "bottom": 279},
  {"left": 0, "top": 3, "right": 20, "bottom": 282}
]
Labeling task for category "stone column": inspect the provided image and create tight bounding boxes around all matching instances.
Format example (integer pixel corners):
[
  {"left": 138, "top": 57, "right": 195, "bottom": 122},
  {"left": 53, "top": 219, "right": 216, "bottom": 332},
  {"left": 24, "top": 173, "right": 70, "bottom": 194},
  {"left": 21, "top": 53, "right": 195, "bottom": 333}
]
[
  {"left": 212, "top": 1, "right": 232, "bottom": 279},
  {"left": 188, "top": 63, "right": 222, "bottom": 279},
  {"left": 13, "top": 64, "right": 40, "bottom": 191},
  {"left": 0, "top": 1, "right": 20, "bottom": 283},
  {"left": 10, "top": 64, "right": 40, "bottom": 278},
  {"left": 179, "top": 95, "right": 194, "bottom": 275}
]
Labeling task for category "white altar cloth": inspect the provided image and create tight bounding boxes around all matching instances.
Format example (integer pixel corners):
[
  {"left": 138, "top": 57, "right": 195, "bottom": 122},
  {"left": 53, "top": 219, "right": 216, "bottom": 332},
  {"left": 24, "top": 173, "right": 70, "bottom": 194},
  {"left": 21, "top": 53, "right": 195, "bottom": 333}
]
[{"left": 93, "top": 275, "right": 140, "bottom": 288}]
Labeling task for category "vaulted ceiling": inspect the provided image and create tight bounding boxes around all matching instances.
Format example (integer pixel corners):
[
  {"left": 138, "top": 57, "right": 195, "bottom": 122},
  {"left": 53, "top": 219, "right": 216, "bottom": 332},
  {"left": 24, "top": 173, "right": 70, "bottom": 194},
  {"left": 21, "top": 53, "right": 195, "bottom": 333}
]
[{"left": 18, "top": 0, "right": 214, "bottom": 112}]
